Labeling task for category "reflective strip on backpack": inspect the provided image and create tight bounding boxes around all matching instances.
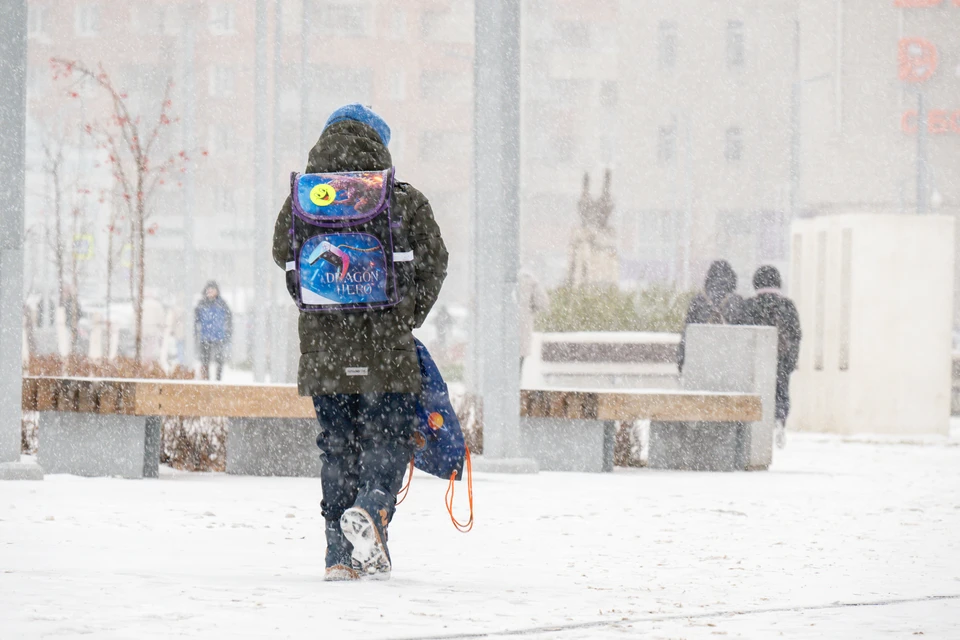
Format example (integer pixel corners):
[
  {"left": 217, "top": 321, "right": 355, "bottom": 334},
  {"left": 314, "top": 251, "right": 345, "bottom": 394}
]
[
  {"left": 285, "top": 261, "right": 295, "bottom": 271},
  {"left": 393, "top": 251, "right": 414, "bottom": 263}
]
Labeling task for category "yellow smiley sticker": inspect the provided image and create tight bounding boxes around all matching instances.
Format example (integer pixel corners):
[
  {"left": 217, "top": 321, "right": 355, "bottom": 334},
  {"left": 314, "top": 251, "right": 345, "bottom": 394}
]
[{"left": 310, "top": 183, "right": 337, "bottom": 207}]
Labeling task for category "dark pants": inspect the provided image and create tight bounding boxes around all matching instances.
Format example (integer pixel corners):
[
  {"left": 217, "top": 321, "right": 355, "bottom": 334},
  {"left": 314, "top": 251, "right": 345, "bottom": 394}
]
[
  {"left": 775, "top": 369, "right": 792, "bottom": 422},
  {"left": 199, "top": 340, "right": 226, "bottom": 381},
  {"left": 313, "top": 393, "right": 417, "bottom": 527}
]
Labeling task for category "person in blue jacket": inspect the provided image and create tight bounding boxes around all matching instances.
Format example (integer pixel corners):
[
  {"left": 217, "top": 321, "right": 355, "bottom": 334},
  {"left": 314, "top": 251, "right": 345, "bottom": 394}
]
[{"left": 194, "top": 281, "right": 232, "bottom": 381}]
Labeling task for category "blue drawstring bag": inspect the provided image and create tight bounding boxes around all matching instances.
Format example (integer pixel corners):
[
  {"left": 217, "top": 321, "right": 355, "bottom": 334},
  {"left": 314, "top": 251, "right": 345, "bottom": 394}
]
[{"left": 413, "top": 338, "right": 465, "bottom": 481}]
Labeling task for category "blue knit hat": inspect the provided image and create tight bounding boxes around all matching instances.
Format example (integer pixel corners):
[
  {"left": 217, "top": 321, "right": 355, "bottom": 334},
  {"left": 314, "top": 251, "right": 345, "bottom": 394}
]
[{"left": 323, "top": 103, "right": 391, "bottom": 146}]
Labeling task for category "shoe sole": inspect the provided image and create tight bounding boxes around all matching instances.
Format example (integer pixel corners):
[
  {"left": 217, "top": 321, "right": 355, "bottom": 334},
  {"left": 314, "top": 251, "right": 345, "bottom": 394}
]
[
  {"left": 324, "top": 564, "right": 360, "bottom": 582},
  {"left": 340, "top": 507, "right": 391, "bottom": 579}
]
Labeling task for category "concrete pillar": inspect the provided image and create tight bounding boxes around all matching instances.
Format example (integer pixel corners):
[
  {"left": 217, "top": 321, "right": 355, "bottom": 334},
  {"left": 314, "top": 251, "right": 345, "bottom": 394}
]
[
  {"left": 649, "top": 324, "right": 778, "bottom": 471},
  {"left": 253, "top": 0, "right": 270, "bottom": 381},
  {"left": 0, "top": 0, "right": 42, "bottom": 480},
  {"left": 470, "top": 0, "right": 536, "bottom": 473}
]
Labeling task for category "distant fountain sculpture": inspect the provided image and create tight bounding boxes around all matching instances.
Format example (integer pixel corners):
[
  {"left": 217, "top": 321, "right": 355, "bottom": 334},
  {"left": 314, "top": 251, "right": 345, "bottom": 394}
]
[{"left": 567, "top": 169, "right": 620, "bottom": 287}]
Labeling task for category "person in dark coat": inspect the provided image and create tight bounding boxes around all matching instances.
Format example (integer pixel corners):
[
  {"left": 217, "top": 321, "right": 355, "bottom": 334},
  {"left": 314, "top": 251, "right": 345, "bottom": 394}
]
[
  {"left": 677, "top": 259, "right": 747, "bottom": 372},
  {"left": 272, "top": 104, "right": 448, "bottom": 581},
  {"left": 743, "top": 265, "right": 802, "bottom": 448},
  {"left": 194, "top": 281, "right": 232, "bottom": 381}
]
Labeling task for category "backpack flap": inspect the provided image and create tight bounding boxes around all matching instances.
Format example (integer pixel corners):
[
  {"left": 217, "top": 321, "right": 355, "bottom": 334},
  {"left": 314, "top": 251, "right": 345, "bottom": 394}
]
[
  {"left": 292, "top": 168, "right": 393, "bottom": 226},
  {"left": 289, "top": 168, "right": 401, "bottom": 312}
]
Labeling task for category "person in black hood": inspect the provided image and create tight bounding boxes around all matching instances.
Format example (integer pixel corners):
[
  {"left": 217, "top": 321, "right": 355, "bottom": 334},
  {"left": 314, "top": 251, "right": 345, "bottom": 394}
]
[
  {"left": 743, "top": 265, "right": 801, "bottom": 448},
  {"left": 677, "top": 260, "right": 747, "bottom": 372}
]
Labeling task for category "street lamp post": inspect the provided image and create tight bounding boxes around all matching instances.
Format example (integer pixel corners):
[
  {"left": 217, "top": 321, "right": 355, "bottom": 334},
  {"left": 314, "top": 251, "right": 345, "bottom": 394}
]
[{"left": 471, "top": 0, "right": 537, "bottom": 473}]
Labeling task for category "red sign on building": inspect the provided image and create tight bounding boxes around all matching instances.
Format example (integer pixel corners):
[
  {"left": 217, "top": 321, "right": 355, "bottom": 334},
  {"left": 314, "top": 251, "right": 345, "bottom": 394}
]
[{"left": 898, "top": 38, "right": 938, "bottom": 83}]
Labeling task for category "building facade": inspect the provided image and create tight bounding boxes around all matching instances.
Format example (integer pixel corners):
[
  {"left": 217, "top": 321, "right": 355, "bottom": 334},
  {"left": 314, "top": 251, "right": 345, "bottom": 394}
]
[{"left": 616, "top": 0, "right": 798, "bottom": 292}]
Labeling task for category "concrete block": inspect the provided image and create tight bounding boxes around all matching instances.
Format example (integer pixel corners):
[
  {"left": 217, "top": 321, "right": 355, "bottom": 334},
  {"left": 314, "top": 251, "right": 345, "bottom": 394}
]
[
  {"left": 143, "top": 417, "right": 161, "bottom": 479},
  {"left": 791, "top": 214, "right": 954, "bottom": 435},
  {"left": 0, "top": 459, "right": 44, "bottom": 480},
  {"left": 226, "top": 417, "right": 323, "bottom": 477},
  {"left": 520, "top": 417, "right": 615, "bottom": 472},
  {"left": 680, "top": 324, "right": 778, "bottom": 470},
  {"left": 38, "top": 412, "right": 154, "bottom": 479},
  {"left": 648, "top": 421, "right": 748, "bottom": 471}
]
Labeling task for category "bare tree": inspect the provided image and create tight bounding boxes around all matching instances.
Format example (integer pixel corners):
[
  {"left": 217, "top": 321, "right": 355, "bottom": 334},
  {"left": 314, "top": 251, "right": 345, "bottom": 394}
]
[{"left": 51, "top": 58, "right": 198, "bottom": 363}]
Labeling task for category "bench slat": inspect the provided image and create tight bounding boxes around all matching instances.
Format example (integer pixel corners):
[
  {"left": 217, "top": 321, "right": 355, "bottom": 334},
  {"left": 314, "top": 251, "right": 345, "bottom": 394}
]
[
  {"left": 521, "top": 389, "right": 761, "bottom": 422},
  {"left": 21, "top": 377, "right": 38, "bottom": 412},
  {"left": 132, "top": 382, "right": 314, "bottom": 418}
]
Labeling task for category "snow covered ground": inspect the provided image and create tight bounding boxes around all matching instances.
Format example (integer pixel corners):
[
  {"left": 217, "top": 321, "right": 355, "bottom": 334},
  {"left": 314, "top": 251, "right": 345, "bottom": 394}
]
[{"left": 2, "top": 430, "right": 959, "bottom": 639}]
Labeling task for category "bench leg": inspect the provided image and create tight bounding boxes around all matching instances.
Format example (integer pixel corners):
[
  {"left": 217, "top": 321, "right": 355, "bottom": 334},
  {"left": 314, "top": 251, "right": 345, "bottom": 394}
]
[
  {"left": 226, "top": 417, "right": 323, "bottom": 477},
  {"left": 38, "top": 412, "right": 154, "bottom": 479},
  {"left": 520, "top": 417, "right": 613, "bottom": 473},
  {"left": 143, "top": 417, "right": 162, "bottom": 479},
  {"left": 648, "top": 421, "right": 749, "bottom": 472},
  {"left": 602, "top": 421, "right": 616, "bottom": 473}
]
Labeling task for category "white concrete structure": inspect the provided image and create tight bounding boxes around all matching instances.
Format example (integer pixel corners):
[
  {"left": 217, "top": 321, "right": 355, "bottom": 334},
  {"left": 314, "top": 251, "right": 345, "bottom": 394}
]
[
  {"left": 651, "top": 324, "right": 778, "bottom": 471},
  {"left": 522, "top": 331, "right": 681, "bottom": 390},
  {"left": 790, "top": 213, "right": 955, "bottom": 435}
]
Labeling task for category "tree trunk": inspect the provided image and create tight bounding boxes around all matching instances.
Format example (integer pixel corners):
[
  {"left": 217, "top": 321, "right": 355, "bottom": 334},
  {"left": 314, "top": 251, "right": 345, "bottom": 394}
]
[{"left": 133, "top": 175, "right": 146, "bottom": 364}]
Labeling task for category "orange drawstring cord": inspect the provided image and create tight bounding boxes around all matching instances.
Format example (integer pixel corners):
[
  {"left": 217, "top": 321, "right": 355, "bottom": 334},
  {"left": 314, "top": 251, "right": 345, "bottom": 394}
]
[
  {"left": 395, "top": 456, "right": 415, "bottom": 506},
  {"left": 445, "top": 447, "right": 474, "bottom": 533}
]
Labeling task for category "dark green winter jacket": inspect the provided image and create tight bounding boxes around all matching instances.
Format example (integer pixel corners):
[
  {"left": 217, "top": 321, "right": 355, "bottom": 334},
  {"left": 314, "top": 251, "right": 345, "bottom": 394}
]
[{"left": 272, "top": 120, "right": 448, "bottom": 396}]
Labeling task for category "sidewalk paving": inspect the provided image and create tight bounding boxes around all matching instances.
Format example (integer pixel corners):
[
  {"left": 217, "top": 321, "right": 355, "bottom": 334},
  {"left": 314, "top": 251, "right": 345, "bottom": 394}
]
[{"left": 1, "top": 430, "right": 959, "bottom": 639}]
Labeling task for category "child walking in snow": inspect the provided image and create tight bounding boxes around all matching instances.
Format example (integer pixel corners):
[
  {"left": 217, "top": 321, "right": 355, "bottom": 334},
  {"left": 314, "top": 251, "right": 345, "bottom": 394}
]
[{"left": 273, "top": 104, "right": 448, "bottom": 580}]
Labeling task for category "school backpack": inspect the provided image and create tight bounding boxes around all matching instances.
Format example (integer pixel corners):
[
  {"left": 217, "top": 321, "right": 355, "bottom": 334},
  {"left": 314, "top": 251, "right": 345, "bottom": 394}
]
[{"left": 287, "top": 168, "right": 408, "bottom": 311}]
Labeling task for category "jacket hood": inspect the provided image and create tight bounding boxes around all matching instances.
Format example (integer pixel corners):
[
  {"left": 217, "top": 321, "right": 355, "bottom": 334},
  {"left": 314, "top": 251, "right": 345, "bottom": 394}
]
[
  {"left": 306, "top": 120, "right": 393, "bottom": 174},
  {"left": 753, "top": 265, "right": 782, "bottom": 290},
  {"left": 704, "top": 260, "right": 737, "bottom": 301}
]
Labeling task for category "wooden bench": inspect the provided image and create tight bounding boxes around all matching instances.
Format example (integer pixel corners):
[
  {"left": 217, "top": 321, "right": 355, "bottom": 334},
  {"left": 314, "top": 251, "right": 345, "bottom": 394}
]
[
  {"left": 520, "top": 388, "right": 762, "bottom": 472},
  {"left": 518, "top": 324, "right": 780, "bottom": 473},
  {"left": 22, "top": 377, "right": 320, "bottom": 479}
]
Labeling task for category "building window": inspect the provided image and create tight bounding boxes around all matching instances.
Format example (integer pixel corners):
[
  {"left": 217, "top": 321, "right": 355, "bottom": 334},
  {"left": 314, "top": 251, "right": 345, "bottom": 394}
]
[
  {"left": 658, "top": 125, "right": 676, "bottom": 164},
  {"left": 388, "top": 9, "right": 406, "bottom": 40},
  {"left": 323, "top": 2, "right": 369, "bottom": 38},
  {"left": 599, "top": 81, "right": 618, "bottom": 108},
  {"left": 28, "top": 5, "right": 45, "bottom": 38},
  {"left": 757, "top": 210, "right": 786, "bottom": 260},
  {"left": 658, "top": 21, "right": 677, "bottom": 69},
  {"left": 631, "top": 210, "right": 676, "bottom": 261},
  {"left": 389, "top": 70, "right": 406, "bottom": 101},
  {"left": 208, "top": 125, "right": 235, "bottom": 155},
  {"left": 131, "top": 4, "right": 162, "bottom": 35},
  {"left": 209, "top": 3, "right": 236, "bottom": 35},
  {"left": 551, "top": 134, "right": 576, "bottom": 165},
  {"left": 75, "top": 4, "right": 100, "bottom": 37},
  {"left": 212, "top": 185, "right": 238, "bottom": 213},
  {"left": 208, "top": 66, "right": 236, "bottom": 97},
  {"left": 162, "top": 6, "right": 182, "bottom": 36},
  {"left": 555, "top": 21, "right": 590, "bottom": 48},
  {"left": 727, "top": 20, "right": 745, "bottom": 67},
  {"left": 281, "top": 0, "right": 302, "bottom": 35},
  {"left": 420, "top": 70, "right": 470, "bottom": 102},
  {"left": 725, "top": 126, "right": 743, "bottom": 162},
  {"left": 419, "top": 131, "right": 467, "bottom": 163}
]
